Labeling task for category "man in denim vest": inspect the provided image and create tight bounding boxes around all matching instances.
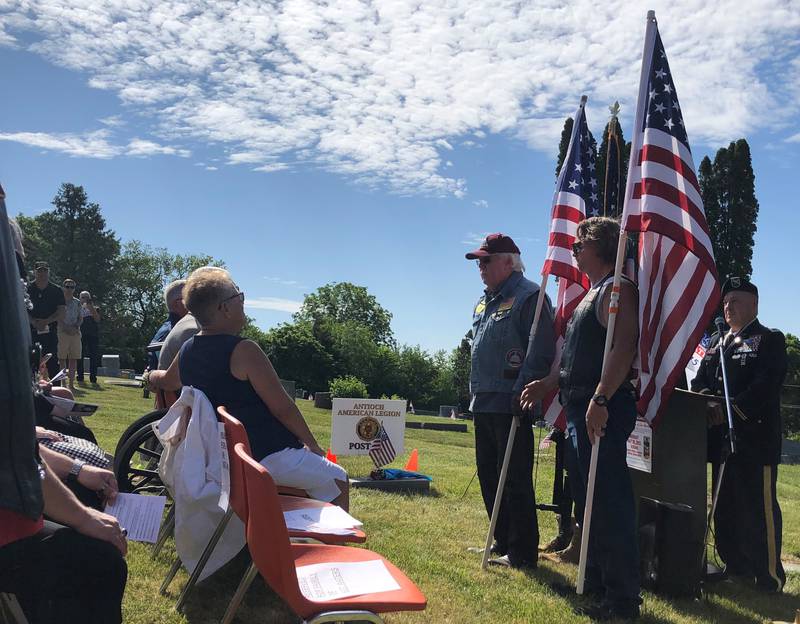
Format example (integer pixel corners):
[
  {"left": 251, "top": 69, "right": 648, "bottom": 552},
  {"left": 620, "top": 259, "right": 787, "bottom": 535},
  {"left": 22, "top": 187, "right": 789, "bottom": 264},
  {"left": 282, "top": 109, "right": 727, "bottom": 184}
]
[{"left": 466, "top": 233, "right": 555, "bottom": 569}]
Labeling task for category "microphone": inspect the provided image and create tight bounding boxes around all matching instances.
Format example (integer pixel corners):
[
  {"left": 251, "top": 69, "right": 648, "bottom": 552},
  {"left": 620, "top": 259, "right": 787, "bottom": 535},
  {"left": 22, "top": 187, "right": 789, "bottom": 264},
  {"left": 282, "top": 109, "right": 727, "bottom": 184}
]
[{"left": 714, "top": 316, "right": 725, "bottom": 332}]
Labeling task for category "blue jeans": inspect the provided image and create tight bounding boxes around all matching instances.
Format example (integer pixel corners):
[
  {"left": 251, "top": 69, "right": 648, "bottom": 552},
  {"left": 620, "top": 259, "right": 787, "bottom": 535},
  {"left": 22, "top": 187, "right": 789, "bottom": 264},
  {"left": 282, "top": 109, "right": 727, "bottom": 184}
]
[{"left": 565, "top": 392, "right": 640, "bottom": 613}]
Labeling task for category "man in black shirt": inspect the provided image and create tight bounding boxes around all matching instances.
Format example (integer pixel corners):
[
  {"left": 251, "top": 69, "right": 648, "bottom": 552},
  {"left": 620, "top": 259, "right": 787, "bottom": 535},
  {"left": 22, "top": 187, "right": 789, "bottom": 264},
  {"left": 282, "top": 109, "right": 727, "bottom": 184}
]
[
  {"left": 691, "top": 277, "right": 786, "bottom": 592},
  {"left": 28, "top": 261, "right": 64, "bottom": 379}
]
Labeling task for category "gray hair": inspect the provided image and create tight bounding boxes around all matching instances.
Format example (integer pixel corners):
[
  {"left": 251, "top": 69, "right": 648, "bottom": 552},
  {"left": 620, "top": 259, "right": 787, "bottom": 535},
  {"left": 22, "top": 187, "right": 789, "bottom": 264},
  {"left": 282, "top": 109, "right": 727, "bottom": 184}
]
[
  {"left": 163, "top": 279, "right": 186, "bottom": 306},
  {"left": 495, "top": 252, "right": 526, "bottom": 273}
]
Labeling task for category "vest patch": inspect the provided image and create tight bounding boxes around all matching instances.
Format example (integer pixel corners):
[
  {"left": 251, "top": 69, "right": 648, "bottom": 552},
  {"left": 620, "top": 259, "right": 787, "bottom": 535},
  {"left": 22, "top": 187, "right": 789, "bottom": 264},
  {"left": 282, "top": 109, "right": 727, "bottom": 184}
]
[
  {"left": 506, "top": 348, "right": 524, "bottom": 368},
  {"left": 475, "top": 300, "right": 486, "bottom": 315}
]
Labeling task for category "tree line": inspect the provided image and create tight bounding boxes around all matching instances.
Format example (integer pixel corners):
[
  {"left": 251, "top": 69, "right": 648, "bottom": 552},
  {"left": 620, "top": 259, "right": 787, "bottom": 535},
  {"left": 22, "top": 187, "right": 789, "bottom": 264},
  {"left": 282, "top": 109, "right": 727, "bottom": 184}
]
[{"left": 16, "top": 184, "right": 469, "bottom": 409}]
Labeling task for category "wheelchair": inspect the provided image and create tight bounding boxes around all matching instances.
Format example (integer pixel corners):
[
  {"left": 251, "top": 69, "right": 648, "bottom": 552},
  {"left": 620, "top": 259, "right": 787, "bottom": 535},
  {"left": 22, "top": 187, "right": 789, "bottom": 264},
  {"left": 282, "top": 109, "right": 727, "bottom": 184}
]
[{"left": 113, "top": 341, "right": 176, "bottom": 494}]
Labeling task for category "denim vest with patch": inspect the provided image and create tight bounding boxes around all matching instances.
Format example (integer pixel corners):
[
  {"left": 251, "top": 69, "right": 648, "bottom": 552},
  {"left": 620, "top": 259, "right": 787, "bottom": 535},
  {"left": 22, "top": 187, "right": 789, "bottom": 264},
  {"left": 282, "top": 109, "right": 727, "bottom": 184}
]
[{"left": 470, "top": 272, "right": 538, "bottom": 395}]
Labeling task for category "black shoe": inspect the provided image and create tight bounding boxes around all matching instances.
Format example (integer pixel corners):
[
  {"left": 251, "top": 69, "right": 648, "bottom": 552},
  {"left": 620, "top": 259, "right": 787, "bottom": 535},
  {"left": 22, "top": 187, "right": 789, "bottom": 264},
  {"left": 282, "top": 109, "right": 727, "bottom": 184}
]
[
  {"left": 467, "top": 542, "right": 506, "bottom": 556},
  {"left": 488, "top": 554, "right": 537, "bottom": 571}
]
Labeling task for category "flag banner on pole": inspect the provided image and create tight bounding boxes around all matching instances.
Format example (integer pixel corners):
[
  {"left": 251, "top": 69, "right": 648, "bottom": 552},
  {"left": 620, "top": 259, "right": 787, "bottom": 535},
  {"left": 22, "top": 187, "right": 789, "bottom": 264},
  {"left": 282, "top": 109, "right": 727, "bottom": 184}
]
[
  {"left": 540, "top": 98, "right": 596, "bottom": 429},
  {"left": 369, "top": 423, "right": 396, "bottom": 468},
  {"left": 622, "top": 22, "right": 720, "bottom": 426},
  {"left": 603, "top": 123, "right": 622, "bottom": 219}
]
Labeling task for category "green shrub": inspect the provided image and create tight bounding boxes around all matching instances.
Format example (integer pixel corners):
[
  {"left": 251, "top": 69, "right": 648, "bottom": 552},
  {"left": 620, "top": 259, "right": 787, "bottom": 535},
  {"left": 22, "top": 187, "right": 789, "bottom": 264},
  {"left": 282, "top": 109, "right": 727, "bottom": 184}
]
[{"left": 329, "top": 375, "right": 368, "bottom": 399}]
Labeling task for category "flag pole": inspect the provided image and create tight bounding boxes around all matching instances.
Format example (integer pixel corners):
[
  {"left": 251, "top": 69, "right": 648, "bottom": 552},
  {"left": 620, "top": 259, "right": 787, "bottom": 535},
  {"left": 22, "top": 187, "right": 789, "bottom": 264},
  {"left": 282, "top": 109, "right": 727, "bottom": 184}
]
[
  {"left": 575, "top": 10, "right": 657, "bottom": 594},
  {"left": 481, "top": 272, "right": 550, "bottom": 569},
  {"left": 481, "top": 92, "right": 588, "bottom": 570}
]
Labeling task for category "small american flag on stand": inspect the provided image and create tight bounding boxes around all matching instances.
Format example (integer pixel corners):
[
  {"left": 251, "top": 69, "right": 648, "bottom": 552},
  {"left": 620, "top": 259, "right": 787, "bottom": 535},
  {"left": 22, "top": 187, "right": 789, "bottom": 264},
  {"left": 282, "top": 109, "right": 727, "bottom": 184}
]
[
  {"left": 369, "top": 423, "right": 396, "bottom": 468},
  {"left": 622, "top": 16, "right": 720, "bottom": 426},
  {"left": 540, "top": 97, "right": 595, "bottom": 430}
]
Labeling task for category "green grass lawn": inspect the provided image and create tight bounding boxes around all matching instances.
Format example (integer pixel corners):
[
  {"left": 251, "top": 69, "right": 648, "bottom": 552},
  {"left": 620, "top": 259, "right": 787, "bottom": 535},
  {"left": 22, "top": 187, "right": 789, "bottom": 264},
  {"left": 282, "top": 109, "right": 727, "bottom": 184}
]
[{"left": 74, "top": 381, "right": 800, "bottom": 623}]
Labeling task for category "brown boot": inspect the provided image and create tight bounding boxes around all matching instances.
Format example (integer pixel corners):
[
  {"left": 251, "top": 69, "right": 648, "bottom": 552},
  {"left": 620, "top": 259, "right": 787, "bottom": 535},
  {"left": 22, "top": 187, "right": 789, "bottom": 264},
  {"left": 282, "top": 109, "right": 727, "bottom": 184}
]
[
  {"left": 539, "top": 521, "right": 573, "bottom": 553},
  {"left": 553, "top": 522, "right": 581, "bottom": 564}
]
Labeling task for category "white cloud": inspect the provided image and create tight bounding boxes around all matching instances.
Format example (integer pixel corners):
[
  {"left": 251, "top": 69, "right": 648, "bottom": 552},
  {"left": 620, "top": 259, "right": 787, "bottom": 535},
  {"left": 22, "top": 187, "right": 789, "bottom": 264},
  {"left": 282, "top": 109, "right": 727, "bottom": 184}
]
[
  {"left": 462, "top": 231, "right": 490, "bottom": 246},
  {"left": 0, "top": 129, "right": 118, "bottom": 158},
  {"left": 473, "top": 199, "right": 489, "bottom": 209},
  {"left": 245, "top": 297, "right": 302, "bottom": 314},
  {"left": 786, "top": 133, "right": 800, "bottom": 143},
  {"left": 205, "top": 165, "right": 218, "bottom": 171},
  {"left": 1, "top": 1, "right": 799, "bottom": 195},
  {"left": 263, "top": 276, "right": 306, "bottom": 288},
  {"left": 127, "top": 138, "right": 190, "bottom": 157}
]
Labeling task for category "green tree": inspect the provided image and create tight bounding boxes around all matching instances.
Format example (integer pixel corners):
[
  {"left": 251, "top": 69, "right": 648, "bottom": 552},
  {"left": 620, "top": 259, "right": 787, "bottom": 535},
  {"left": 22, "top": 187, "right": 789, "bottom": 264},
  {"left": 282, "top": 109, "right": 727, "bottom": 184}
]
[
  {"left": 698, "top": 139, "right": 759, "bottom": 280},
  {"left": 783, "top": 333, "right": 800, "bottom": 438},
  {"left": 261, "top": 322, "right": 336, "bottom": 392},
  {"left": 329, "top": 375, "right": 369, "bottom": 399},
  {"left": 104, "top": 241, "right": 222, "bottom": 369},
  {"left": 294, "top": 282, "right": 394, "bottom": 346},
  {"left": 16, "top": 183, "right": 120, "bottom": 299},
  {"left": 395, "top": 345, "right": 439, "bottom": 409}
]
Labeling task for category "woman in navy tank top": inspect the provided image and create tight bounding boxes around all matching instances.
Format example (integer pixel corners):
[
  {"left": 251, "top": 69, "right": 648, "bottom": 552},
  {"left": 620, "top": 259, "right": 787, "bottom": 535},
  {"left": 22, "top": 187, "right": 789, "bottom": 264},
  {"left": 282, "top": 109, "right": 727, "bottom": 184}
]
[{"left": 149, "top": 267, "right": 348, "bottom": 509}]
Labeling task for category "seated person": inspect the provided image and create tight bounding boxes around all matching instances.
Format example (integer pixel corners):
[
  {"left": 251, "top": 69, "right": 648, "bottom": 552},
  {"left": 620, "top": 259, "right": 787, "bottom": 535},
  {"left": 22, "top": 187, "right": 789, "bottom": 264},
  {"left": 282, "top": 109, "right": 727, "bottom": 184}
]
[
  {"left": 33, "top": 378, "right": 97, "bottom": 444},
  {"left": 37, "top": 429, "right": 118, "bottom": 511},
  {"left": 149, "top": 267, "right": 349, "bottom": 510}
]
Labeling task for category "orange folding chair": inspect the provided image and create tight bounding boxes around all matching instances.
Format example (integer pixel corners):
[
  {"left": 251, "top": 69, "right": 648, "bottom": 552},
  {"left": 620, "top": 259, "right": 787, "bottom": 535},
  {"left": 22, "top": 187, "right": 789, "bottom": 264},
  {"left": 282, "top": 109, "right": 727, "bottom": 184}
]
[
  {"left": 167, "top": 406, "right": 365, "bottom": 614},
  {"left": 231, "top": 443, "right": 427, "bottom": 624}
]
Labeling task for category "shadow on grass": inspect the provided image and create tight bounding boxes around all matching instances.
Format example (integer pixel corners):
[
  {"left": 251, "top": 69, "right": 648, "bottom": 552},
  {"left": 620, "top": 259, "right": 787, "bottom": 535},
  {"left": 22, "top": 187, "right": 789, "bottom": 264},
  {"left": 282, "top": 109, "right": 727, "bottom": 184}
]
[{"left": 665, "top": 578, "right": 800, "bottom": 624}]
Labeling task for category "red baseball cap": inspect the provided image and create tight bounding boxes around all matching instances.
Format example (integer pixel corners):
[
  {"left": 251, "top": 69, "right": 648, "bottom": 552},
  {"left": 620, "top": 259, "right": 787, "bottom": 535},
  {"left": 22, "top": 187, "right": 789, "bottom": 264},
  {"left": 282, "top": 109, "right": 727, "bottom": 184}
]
[{"left": 465, "top": 233, "right": 521, "bottom": 259}]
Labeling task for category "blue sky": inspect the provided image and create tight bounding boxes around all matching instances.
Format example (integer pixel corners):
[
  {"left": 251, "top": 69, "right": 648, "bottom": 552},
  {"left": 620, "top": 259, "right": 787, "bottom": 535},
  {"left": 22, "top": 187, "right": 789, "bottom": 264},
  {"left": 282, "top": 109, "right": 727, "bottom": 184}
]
[{"left": 1, "top": 1, "right": 799, "bottom": 354}]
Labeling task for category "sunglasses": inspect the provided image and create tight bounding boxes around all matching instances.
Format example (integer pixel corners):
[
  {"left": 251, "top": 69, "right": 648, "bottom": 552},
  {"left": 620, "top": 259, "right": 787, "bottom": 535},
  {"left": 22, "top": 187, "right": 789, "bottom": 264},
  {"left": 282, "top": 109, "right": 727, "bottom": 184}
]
[
  {"left": 219, "top": 291, "right": 245, "bottom": 307},
  {"left": 63, "top": 284, "right": 76, "bottom": 289},
  {"left": 572, "top": 241, "right": 584, "bottom": 255},
  {"left": 475, "top": 257, "right": 492, "bottom": 267}
]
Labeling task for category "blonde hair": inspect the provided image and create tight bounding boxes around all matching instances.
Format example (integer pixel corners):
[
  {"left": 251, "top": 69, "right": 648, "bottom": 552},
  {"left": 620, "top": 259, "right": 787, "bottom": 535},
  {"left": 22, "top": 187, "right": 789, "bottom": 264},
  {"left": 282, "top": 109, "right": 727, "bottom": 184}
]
[{"left": 184, "top": 267, "right": 233, "bottom": 326}]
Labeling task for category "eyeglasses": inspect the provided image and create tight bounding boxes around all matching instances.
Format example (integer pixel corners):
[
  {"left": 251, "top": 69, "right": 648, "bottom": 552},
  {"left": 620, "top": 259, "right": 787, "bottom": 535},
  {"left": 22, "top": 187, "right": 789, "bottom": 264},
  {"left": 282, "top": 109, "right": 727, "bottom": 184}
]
[
  {"left": 219, "top": 291, "right": 245, "bottom": 307},
  {"left": 475, "top": 257, "right": 492, "bottom": 267},
  {"left": 63, "top": 284, "right": 76, "bottom": 289},
  {"left": 572, "top": 241, "right": 584, "bottom": 255}
]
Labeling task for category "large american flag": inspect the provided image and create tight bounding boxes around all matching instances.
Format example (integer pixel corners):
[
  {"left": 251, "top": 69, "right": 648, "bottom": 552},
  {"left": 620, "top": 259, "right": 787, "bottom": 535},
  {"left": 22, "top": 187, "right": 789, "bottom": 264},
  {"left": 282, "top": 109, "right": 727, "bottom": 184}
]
[
  {"left": 540, "top": 98, "right": 595, "bottom": 429},
  {"left": 622, "top": 18, "right": 720, "bottom": 425},
  {"left": 369, "top": 423, "right": 396, "bottom": 468}
]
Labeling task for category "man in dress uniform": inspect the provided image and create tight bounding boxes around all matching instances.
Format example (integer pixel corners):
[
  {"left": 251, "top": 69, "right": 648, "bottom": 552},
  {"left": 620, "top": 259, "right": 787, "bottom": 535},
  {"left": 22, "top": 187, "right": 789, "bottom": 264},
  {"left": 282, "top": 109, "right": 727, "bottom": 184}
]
[
  {"left": 691, "top": 277, "right": 786, "bottom": 592},
  {"left": 466, "top": 233, "right": 555, "bottom": 569}
]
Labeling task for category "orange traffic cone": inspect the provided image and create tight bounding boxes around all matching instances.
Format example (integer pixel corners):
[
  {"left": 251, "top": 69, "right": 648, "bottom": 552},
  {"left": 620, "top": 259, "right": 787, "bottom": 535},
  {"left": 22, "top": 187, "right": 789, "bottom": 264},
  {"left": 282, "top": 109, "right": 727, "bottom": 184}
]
[
  {"left": 404, "top": 448, "right": 419, "bottom": 472},
  {"left": 326, "top": 448, "right": 338, "bottom": 464}
]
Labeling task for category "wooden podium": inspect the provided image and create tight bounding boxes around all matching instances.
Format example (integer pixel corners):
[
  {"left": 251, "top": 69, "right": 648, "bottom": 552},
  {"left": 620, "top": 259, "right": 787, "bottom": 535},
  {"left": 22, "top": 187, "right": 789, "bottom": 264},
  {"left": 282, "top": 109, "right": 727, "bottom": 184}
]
[{"left": 630, "top": 388, "right": 709, "bottom": 538}]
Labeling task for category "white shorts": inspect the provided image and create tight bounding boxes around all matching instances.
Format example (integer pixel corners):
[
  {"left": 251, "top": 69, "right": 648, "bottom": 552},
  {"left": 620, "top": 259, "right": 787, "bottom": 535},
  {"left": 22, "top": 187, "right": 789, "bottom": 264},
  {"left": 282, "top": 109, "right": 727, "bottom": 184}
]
[{"left": 260, "top": 447, "right": 347, "bottom": 502}]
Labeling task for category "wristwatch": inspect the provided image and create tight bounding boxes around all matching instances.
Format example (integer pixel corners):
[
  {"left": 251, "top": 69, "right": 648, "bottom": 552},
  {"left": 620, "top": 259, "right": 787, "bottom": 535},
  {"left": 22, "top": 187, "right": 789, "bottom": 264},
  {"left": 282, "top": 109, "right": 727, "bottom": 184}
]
[
  {"left": 592, "top": 394, "right": 609, "bottom": 407},
  {"left": 67, "top": 459, "right": 86, "bottom": 483}
]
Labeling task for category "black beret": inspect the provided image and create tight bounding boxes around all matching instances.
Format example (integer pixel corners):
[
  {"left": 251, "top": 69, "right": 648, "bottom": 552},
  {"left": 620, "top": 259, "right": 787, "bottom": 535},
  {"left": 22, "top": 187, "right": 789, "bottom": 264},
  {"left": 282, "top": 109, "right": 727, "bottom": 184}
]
[{"left": 722, "top": 276, "right": 758, "bottom": 297}]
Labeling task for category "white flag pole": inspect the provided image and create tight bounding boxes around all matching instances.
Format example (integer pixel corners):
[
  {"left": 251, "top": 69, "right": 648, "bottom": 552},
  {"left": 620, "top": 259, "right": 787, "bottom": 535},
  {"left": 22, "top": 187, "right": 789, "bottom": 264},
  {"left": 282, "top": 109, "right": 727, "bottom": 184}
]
[
  {"left": 482, "top": 94, "right": 589, "bottom": 570},
  {"left": 575, "top": 10, "right": 657, "bottom": 595}
]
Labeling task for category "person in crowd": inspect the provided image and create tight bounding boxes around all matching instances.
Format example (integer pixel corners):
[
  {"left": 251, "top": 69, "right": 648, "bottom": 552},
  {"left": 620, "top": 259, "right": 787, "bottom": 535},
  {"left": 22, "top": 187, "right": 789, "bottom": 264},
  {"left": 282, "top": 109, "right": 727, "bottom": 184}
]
[
  {"left": 464, "top": 233, "right": 555, "bottom": 570},
  {"left": 146, "top": 279, "right": 188, "bottom": 370},
  {"left": 37, "top": 437, "right": 118, "bottom": 510},
  {"left": 158, "top": 307, "right": 200, "bottom": 371},
  {"left": 691, "top": 277, "right": 786, "bottom": 592},
  {"left": 57, "top": 278, "right": 82, "bottom": 390},
  {"left": 521, "top": 217, "right": 641, "bottom": 620},
  {"left": 76, "top": 290, "right": 101, "bottom": 385},
  {"left": 148, "top": 267, "right": 350, "bottom": 510},
  {"left": 1, "top": 208, "right": 127, "bottom": 624},
  {"left": 28, "top": 261, "right": 64, "bottom": 379}
]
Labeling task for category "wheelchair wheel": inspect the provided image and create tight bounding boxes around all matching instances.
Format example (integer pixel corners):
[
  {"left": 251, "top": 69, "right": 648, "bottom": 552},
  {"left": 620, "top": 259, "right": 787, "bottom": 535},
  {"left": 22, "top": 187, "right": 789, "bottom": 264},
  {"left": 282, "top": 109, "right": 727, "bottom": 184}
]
[
  {"left": 115, "top": 423, "right": 165, "bottom": 494},
  {"left": 113, "top": 408, "right": 168, "bottom": 460}
]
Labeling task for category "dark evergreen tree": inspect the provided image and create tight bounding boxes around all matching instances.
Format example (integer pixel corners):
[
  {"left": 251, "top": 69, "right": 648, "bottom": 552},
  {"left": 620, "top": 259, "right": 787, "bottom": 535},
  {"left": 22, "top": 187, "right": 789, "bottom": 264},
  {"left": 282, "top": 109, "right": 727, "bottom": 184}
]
[
  {"left": 698, "top": 139, "right": 759, "bottom": 280},
  {"left": 17, "top": 183, "right": 120, "bottom": 300},
  {"left": 555, "top": 117, "right": 574, "bottom": 178}
]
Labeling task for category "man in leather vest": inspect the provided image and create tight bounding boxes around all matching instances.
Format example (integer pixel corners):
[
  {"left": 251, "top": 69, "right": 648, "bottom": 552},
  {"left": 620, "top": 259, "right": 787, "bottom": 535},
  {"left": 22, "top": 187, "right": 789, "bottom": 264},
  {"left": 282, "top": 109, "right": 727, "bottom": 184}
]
[
  {"left": 691, "top": 277, "right": 786, "bottom": 592},
  {"left": 522, "top": 217, "right": 640, "bottom": 620},
  {"left": 466, "top": 233, "right": 555, "bottom": 569}
]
